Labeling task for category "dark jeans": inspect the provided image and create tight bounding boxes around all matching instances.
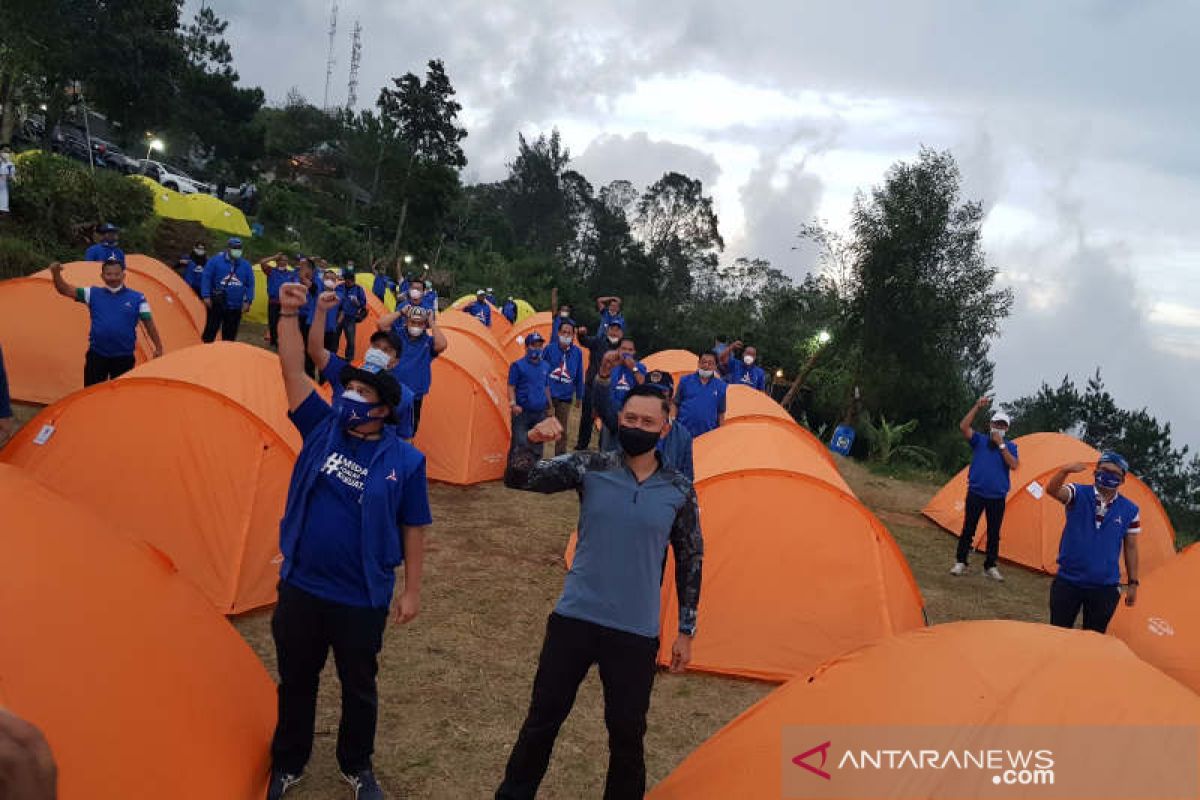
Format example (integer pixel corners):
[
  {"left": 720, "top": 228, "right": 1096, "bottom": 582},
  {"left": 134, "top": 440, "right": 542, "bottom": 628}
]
[
  {"left": 497, "top": 613, "right": 658, "bottom": 800},
  {"left": 511, "top": 408, "right": 549, "bottom": 461},
  {"left": 270, "top": 582, "right": 389, "bottom": 776},
  {"left": 576, "top": 378, "right": 597, "bottom": 450},
  {"left": 268, "top": 301, "right": 281, "bottom": 347},
  {"left": 956, "top": 491, "right": 1006, "bottom": 569},
  {"left": 83, "top": 350, "right": 135, "bottom": 386},
  {"left": 1049, "top": 577, "right": 1120, "bottom": 633},
  {"left": 412, "top": 396, "right": 424, "bottom": 435},
  {"left": 340, "top": 320, "right": 358, "bottom": 361},
  {"left": 202, "top": 303, "right": 242, "bottom": 343}
]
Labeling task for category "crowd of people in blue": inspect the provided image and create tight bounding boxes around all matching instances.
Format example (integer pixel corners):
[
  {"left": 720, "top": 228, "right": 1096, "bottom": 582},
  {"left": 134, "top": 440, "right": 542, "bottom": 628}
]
[{"left": 0, "top": 225, "right": 1147, "bottom": 800}]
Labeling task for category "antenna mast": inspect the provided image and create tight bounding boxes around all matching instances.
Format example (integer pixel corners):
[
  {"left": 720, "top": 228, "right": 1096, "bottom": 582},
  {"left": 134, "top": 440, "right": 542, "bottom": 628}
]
[
  {"left": 322, "top": 2, "right": 339, "bottom": 111},
  {"left": 346, "top": 20, "right": 362, "bottom": 111}
]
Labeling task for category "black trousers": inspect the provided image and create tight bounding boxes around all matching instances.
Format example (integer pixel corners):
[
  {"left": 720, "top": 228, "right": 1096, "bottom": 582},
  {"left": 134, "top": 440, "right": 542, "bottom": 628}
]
[
  {"left": 497, "top": 613, "right": 658, "bottom": 800},
  {"left": 412, "top": 396, "right": 424, "bottom": 435},
  {"left": 83, "top": 350, "right": 135, "bottom": 386},
  {"left": 270, "top": 582, "right": 389, "bottom": 776},
  {"left": 267, "top": 301, "right": 281, "bottom": 347},
  {"left": 1049, "top": 577, "right": 1120, "bottom": 633},
  {"left": 202, "top": 303, "right": 242, "bottom": 343},
  {"left": 576, "top": 377, "right": 597, "bottom": 450},
  {"left": 956, "top": 492, "right": 1006, "bottom": 569}
]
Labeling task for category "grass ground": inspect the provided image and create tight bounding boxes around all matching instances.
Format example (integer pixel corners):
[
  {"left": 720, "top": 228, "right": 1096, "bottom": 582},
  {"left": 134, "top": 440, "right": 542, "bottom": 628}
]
[{"left": 2, "top": 320, "right": 1051, "bottom": 799}]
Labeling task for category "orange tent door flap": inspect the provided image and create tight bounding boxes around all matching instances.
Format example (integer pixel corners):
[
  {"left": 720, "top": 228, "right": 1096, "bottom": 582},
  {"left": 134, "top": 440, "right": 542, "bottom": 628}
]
[
  {"left": 657, "top": 472, "right": 923, "bottom": 682},
  {"left": 124, "top": 253, "right": 207, "bottom": 332},
  {"left": 0, "top": 464, "right": 274, "bottom": 800},
  {"left": 696, "top": 418, "right": 849, "bottom": 495},
  {"left": 923, "top": 432, "right": 1176, "bottom": 578},
  {"left": 723, "top": 383, "right": 794, "bottom": 424},
  {"left": 0, "top": 343, "right": 300, "bottom": 614},
  {"left": 1109, "top": 542, "right": 1200, "bottom": 695},
  {"left": 0, "top": 262, "right": 202, "bottom": 405},
  {"left": 648, "top": 620, "right": 1200, "bottom": 799},
  {"left": 412, "top": 329, "right": 511, "bottom": 485}
]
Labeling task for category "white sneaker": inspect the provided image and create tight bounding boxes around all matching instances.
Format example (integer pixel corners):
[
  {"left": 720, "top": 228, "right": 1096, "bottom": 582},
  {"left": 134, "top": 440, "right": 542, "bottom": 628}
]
[
  {"left": 985, "top": 567, "right": 1004, "bottom": 582},
  {"left": 949, "top": 562, "right": 967, "bottom": 576}
]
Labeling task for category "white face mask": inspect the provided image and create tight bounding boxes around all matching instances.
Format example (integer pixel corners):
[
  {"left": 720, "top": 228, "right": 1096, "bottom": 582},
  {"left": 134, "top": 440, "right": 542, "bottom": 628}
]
[
  {"left": 743, "top": 355, "right": 755, "bottom": 366},
  {"left": 407, "top": 325, "right": 424, "bottom": 338},
  {"left": 559, "top": 335, "right": 573, "bottom": 346},
  {"left": 409, "top": 289, "right": 423, "bottom": 301},
  {"left": 323, "top": 279, "right": 337, "bottom": 290},
  {"left": 104, "top": 283, "right": 125, "bottom": 294},
  {"left": 607, "top": 335, "right": 620, "bottom": 344},
  {"left": 342, "top": 389, "right": 370, "bottom": 403},
  {"left": 363, "top": 348, "right": 392, "bottom": 371},
  {"left": 698, "top": 368, "right": 715, "bottom": 379},
  {"left": 229, "top": 249, "right": 243, "bottom": 259},
  {"left": 990, "top": 425, "right": 1007, "bottom": 439}
]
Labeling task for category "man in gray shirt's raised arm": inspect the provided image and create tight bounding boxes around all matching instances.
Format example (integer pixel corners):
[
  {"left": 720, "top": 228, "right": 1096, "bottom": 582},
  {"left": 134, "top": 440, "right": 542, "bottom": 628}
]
[{"left": 496, "top": 383, "right": 703, "bottom": 800}]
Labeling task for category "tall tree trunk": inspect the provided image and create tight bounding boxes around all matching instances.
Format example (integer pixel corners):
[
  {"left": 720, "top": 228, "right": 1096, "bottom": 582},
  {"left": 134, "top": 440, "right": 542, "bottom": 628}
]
[
  {"left": 0, "top": 69, "right": 15, "bottom": 144},
  {"left": 388, "top": 154, "right": 416, "bottom": 258}
]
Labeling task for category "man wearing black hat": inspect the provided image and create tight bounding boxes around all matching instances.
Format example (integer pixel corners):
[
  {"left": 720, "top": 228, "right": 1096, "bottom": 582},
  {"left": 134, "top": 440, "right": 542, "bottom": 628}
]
[
  {"left": 268, "top": 283, "right": 432, "bottom": 800},
  {"left": 200, "top": 237, "right": 255, "bottom": 343},
  {"left": 84, "top": 223, "right": 125, "bottom": 265},
  {"left": 48, "top": 257, "right": 163, "bottom": 385}
]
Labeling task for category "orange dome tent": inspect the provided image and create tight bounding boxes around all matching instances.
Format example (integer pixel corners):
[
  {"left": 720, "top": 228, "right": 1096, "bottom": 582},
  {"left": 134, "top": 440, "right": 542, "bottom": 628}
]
[
  {"left": 0, "top": 343, "right": 300, "bottom": 613},
  {"left": 435, "top": 309, "right": 511, "bottom": 379},
  {"left": 0, "top": 261, "right": 202, "bottom": 405},
  {"left": 642, "top": 349, "right": 698, "bottom": 385},
  {"left": 450, "top": 297, "right": 513, "bottom": 339},
  {"left": 695, "top": 418, "right": 851, "bottom": 496},
  {"left": 412, "top": 329, "right": 510, "bottom": 485},
  {"left": 502, "top": 311, "right": 553, "bottom": 361},
  {"left": 923, "top": 432, "right": 1176, "bottom": 578},
  {"left": 724, "top": 383, "right": 793, "bottom": 424},
  {"left": 0, "top": 464, "right": 274, "bottom": 799},
  {"left": 1109, "top": 543, "right": 1200, "bottom": 695},
  {"left": 649, "top": 621, "right": 1200, "bottom": 799},
  {"left": 124, "top": 254, "right": 207, "bottom": 332},
  {"left": 656, "top": 469, "right": 923, "bottom": 681}
]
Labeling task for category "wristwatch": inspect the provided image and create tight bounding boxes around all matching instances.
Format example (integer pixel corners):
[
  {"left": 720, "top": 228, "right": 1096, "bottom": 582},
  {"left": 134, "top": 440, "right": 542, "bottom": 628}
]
[{"left": 1128, "top": 579, "right": 1139, "bottom": 586}]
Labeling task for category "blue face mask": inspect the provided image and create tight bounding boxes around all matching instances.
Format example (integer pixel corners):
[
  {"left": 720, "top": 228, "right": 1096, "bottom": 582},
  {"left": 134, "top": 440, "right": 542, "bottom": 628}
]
[
  {"left": 1095, "top": 470, "right": 1123, "bottom": 491},
  {"left": 334, "top": 390, "right": 380, "bottom": 430},
  {"left": 526, "top": 348, "right": 543, "bottom": 362}
]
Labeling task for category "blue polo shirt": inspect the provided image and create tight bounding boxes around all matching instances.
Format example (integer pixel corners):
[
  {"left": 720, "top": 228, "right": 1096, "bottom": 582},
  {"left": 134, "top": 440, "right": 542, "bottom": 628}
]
[
  {"left": 84, "top": 242, "right": 125, "bottom": 265},
  {"left": 729, "top": 360, "right": 767, "bottom": 392},
  {"left": 545, "top": 343, "right": 585, "bottom": 402},
  {"left": 283, "top": 392, "right": 432, "bottom": 608},
  {"left": 674, "top": 373, "right": 727, "bottom": 438},
  {"left": 508, "top": 355, "right": 551, "bottom": 413},
  {"left": 337, "top": 283, "right": 368, "bottom": 322},
  {"left": 1057, "top": 483, "right": 1140, "bottom": 588},
  {"left": 464, "top": 300, "right": 492, "bottom": 327},
  {"left": 390, "top": 329, "right": 439, "bottom": 397},
  {"left": 75, "top": 286, "right": 150, "bottom": 358},
  {"left": 265, "top": 265, "right": 299, "bottom": 301},
  {"left": 609, "top": 361, "right": 647, "bottom": 408},
  {"left": 320, "top": 354, "right": 416, "bottom": 439},
  {"left": 966, "top": 432, "right": 1018, "bottom": 499}
]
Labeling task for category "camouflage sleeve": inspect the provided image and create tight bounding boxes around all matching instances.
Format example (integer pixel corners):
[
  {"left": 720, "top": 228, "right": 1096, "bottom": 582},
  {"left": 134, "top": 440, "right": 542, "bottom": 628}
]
[
  {"left": 504, "top": 448, "right": 622, "bottom": 494},
  {"left": 670, "top": 482, "right": 703, "bottom": 636}
]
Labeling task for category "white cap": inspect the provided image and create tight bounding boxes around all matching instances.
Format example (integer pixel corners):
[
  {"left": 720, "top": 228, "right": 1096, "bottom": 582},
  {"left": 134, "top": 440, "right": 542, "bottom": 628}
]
[{"left": 991, "top": 411, "right": 1012, "bottom": 426}]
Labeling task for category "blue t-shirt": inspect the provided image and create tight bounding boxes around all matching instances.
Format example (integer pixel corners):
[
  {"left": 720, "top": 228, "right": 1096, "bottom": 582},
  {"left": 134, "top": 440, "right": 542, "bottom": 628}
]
[
  {"left": 674, "top": 373, "right": 727, "bottom": 438},
  {"left": 501, "top": 301, "right": 517, "bottom": 323},
  {"left": 76, "top": 286, "right": 149, "bottom": 358},
  {"left": 609, "top": 361, "right": 647, "bottom": 409},
  {"left": 966, "top": 431, "right": 1018, "bottom": 499},
  {"left": 265, "top": 265, "right": 299, "bottom": 301},
  {"left": 729, "top": 360, "right": 767, "bottom": 392},
  {"left": 337, "top": 284, "right": 368, "bottom": 322},
  {"left": 389, "top": 328, "right": 439, "bottom": 397},
  {"left": 321, "top": 354, "right": 416, "bottom": 439},
  {"left": 464, "top": 300, "right": 492, "bottom": 327},
  {"left": 84, "top": 242, "right": 125, "bottom": 265},
  {"left": 508, "top": 355, "right": 551, "bottom": 413},
  {"left": 184, "top": 259, "right": 206, "bottom": 295},
  {"left": 544, "top": 343, "right": 585, "bottom": 402},
  {"left": 285, "top": 393, "right": 433, "bottom": 607},
  {"left": 1057, "top": 483, "right": 1140, "bottom": 588},
  {"left": 600, "top": 308, "right": 626, "bottom": 331}
]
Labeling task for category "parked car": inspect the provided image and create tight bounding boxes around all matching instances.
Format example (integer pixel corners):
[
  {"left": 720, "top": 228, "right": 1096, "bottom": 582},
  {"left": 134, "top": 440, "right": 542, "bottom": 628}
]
[
  {"left": 90, "top": 138, "right": 139, "bottom": 174},
  {"left": 137, "top": 159, "right": 211, "bottom": 194},
  {"left": 50, "top": 126, "right": 107, "bottom": 168}
]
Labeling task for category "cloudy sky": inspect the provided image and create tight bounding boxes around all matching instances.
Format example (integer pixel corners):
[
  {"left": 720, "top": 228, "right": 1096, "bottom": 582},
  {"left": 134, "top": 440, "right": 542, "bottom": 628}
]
[{"left": 198, "top": 0, "right": 1200, "bottom": 449}]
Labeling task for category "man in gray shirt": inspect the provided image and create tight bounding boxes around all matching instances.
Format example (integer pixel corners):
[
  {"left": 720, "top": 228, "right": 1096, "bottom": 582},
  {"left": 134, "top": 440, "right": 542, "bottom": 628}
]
[{"left": 496, "top": 384, "right": 703, "bottom": 800}]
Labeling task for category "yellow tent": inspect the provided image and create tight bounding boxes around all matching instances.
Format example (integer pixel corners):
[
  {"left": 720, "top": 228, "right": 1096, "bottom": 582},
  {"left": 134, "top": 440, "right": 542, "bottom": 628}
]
[
  {"left": 133, "top": 176, "right": 252, "bottom": 237},
  {"left": 246, "top": 266, "right": 396, "bottom": 324},
  {"left": 357, "top": 272, "right": 397, "bottom": 311},
  {"left": 451, "top": 294, "right": 535, "bottom": 322}
]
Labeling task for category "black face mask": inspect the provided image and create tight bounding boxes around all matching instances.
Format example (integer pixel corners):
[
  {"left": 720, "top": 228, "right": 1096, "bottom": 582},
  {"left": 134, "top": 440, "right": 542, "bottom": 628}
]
[{"left": 618, "top": 425, "right": 660, "bottom": 456}]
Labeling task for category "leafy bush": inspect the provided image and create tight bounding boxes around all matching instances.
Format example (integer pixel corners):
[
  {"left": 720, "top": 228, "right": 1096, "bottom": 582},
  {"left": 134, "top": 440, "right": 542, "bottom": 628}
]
[
  {"left": 0, "top": 235, "right": 51, "bottom": 279},
  {"left": 862, "top": 414, "right": 938, "bottom": 468},
  {"left": 258, "top": 181, "right": 318, "bottom": 233},
  {"left": 9, "top": 151, "right": 153, "bottom": 245}
]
